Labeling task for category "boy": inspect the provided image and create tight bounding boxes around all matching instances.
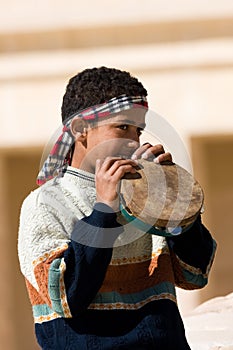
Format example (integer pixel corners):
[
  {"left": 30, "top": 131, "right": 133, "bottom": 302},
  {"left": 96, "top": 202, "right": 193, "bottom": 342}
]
[{"left": 18, "top": 66, "right": 216, "bottom": 349}]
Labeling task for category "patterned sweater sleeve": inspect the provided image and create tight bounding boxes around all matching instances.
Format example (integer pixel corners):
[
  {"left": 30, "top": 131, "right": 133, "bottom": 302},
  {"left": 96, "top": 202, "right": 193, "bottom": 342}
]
[
  {"left": 166, "top": 215, "right": 217, "bottom": 290},
  {"left": 18, "top": 190, "right": 122, "bottom": 318}
]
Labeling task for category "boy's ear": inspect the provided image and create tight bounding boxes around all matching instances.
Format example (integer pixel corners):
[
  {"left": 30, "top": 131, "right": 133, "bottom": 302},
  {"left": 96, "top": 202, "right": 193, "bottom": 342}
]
[{"left": 70, "top": 117, "right": 88, "bottom": 140}]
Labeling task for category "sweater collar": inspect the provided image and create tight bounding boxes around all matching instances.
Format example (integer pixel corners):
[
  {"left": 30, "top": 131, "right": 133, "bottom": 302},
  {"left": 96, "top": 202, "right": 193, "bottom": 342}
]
[{"left": 64, "top": 166, "right": 95, "bottom": 188}]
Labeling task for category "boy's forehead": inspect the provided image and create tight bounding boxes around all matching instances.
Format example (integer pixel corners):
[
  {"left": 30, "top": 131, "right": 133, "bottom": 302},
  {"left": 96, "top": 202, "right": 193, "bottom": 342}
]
[{"left": 97, "top": 109, "right": 147, "bottom": 127}]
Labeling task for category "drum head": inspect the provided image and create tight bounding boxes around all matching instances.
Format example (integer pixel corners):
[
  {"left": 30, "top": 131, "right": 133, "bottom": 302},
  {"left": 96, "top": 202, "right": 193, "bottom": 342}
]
[{"left": 120, "top": 159, "right": 204, "bottom": 232}]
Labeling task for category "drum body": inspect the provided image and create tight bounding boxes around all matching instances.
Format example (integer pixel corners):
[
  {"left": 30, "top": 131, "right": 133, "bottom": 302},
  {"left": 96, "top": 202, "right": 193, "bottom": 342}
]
[{"left": 120, "top": 159, "right": 204, "bottom": 236}]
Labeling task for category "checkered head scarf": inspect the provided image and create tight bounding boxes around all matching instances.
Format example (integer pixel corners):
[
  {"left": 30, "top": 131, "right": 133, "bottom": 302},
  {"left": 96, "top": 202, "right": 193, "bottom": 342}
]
[{"left": 37, "top": 94, "right": 148, "bottom": 186}]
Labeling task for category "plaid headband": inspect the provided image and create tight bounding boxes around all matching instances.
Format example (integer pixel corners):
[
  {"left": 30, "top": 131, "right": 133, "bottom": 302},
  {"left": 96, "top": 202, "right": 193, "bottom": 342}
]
[{"left": 37, "top": 94, "right": 148, "bottom": 186}]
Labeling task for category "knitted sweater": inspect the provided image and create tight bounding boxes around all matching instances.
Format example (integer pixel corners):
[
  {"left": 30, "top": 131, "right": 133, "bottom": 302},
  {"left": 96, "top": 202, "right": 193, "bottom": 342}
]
[{"left": 18, "top": 166, "right": 216, "bottom": 350}]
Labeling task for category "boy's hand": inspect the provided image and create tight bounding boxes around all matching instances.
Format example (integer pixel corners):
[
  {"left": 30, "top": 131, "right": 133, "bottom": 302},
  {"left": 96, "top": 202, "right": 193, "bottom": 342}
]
[
  {"left": 131, "top": 143, "right": 172, "bottom": 164},
  {"left": 95, "top": 144, "right": 172, "bottom": 211},
  {"left": 95, "top": 157, "right": 138, "bottom": 210}
]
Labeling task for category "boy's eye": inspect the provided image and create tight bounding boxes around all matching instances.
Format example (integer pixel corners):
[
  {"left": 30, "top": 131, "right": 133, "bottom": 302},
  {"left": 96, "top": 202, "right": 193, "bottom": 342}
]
[
  {"left": 117, "top": 125, "right": 143, "bottom": 136},
  {"left": 118, "top": 125, "right": 128, "bottom": 130}
]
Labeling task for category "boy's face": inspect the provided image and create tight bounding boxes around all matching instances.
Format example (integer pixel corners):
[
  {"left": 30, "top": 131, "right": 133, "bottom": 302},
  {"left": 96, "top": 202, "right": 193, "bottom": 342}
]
[{"left": 80, "top": 109, "right": 146, "bottom": 172}]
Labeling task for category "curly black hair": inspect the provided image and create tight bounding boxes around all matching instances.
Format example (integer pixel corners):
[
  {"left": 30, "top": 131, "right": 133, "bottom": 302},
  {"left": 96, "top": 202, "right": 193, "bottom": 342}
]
[{"left": 61, "top": 66, "right": 147, "bottom": 123}]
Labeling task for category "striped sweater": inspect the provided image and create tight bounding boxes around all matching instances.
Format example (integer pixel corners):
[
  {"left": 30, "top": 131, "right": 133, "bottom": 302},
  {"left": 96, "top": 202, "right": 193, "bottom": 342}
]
[{"left": 18, "top": 166, "right": 216, "bottom": 350}]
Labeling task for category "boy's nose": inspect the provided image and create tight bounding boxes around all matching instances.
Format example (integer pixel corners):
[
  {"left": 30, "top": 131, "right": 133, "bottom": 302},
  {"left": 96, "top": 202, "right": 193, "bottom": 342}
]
[{"left": 129, "top": 130, "right": 140, "bottom": 142}]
